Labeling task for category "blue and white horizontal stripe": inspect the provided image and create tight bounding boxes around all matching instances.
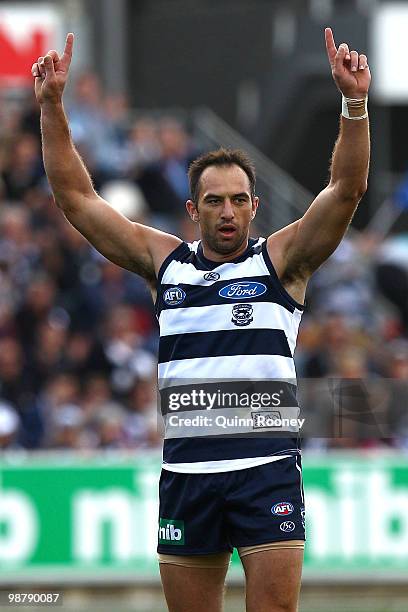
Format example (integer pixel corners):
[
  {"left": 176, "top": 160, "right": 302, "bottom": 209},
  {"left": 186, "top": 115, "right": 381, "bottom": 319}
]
[{"left": 157, "top": 237, "right": 303, "bottom": 473}]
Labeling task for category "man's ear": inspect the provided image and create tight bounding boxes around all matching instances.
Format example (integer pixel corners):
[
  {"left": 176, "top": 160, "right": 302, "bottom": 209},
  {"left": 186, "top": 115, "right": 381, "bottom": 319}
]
[
  {"left": 186, "top": 199, "right": 199, "bottom": 222},
  {"left": 251, "top": 196, "right": 259, "bottom": 220}
]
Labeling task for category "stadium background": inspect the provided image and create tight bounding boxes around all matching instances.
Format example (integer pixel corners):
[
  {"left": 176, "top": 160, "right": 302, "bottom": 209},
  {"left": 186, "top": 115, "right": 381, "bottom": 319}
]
[{"left": 0, "top": 0, "right": 408, "bottom": 610}]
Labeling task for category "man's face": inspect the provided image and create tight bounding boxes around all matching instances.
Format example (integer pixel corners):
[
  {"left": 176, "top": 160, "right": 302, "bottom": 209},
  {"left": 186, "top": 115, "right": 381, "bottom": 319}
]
[{"left": 186, "top": 164, "right": 258, "bottom": 258}]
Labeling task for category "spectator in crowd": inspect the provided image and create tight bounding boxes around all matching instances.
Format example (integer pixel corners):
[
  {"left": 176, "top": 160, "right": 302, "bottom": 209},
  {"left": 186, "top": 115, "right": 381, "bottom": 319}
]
[
  {"left": 383, "top": 340, "right": 408, "bottom": 449},
  {"left": 0, "top": 401, "right": 22, "bottom": 450},
  {"left": 126, "top": 116, "right": 161, "bottom": 171},
  {"left": 48, "top": 403, "right": 88, "bottom": 450},
  {"left": 93, "top": 401, "right": 127, "bottom": 449},
  {"left": 123, "top": 375, "right": 160, "bottom": 449},
  {"left": 1, "top": 133, "right": 44, "bottom": 200},
  {"left": 375, "top": 233, "right": 408, "bottom": 332},
  {"left": 136, "top": 117, "right": 199, "bottom": 230}
]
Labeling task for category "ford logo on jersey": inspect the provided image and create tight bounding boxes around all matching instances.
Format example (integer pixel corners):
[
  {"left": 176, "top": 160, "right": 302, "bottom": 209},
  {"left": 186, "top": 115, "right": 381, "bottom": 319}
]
[
  {"left": 271, "top": 502, "right": 294, "bottom": 516},
  {"left": 163, "top": 287, "right": 186, "bottom": 306},
  {"left": 219, "top": 281, "right": 266, "bottom": 300}
]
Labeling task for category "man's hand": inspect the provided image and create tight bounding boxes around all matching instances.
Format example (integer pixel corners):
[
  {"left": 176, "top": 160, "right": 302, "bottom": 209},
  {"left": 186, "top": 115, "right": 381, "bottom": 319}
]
[
  {"left": 32, "top": 33, "right": 74, "bottom": 105},
  {"left": 325, "top": 27, "right": 371, "bottom": 99}
]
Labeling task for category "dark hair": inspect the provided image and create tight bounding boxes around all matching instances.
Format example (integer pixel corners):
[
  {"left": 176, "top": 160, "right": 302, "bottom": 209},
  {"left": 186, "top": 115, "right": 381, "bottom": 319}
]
[{"left": 188, "top": 148, "right": 256, "bottom": 203}]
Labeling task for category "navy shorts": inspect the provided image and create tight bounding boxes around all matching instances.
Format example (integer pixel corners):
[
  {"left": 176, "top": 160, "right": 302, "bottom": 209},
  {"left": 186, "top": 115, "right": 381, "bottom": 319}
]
[{"left": 157, "top": 455, "right": 305, "bottom": 555}]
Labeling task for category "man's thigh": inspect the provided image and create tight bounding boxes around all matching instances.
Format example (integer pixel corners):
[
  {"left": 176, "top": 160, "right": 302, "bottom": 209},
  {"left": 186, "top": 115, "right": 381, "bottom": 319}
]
[
  {"left": 241, "top": 547, "right": 304, "bottom": 612},
  {"left": 159, "top": 555, "right": 230, "bottom": 612}
]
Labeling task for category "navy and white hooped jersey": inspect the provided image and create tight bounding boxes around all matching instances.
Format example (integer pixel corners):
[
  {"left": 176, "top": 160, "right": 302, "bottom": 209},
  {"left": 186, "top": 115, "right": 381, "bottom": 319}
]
[{"left": 156, "top": 237, "right": 304, "bottom": 473}]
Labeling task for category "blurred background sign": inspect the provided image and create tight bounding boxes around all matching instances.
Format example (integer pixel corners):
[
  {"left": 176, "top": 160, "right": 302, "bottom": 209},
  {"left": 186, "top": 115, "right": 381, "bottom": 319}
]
[
  {"left": 0, "top": 4, "right": 62, "bottom": 87},
  {"left": 0, "top": 453, "right": 408, "bottom": 584}
]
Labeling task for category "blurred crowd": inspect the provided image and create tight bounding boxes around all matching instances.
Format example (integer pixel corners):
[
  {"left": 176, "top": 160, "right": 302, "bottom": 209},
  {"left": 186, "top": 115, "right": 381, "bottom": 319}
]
[
  {"left": 297, "top": 232, "right": 408, "bottom": 450},
  {"left": 0, "top": 71, "right": 407, "bottom": 452}
]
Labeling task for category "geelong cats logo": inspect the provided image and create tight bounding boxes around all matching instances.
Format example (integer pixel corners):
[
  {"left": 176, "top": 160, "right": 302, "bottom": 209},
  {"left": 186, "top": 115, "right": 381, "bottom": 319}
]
[{"left": 231, "top": 303, "right": 253, "bottom": 327}]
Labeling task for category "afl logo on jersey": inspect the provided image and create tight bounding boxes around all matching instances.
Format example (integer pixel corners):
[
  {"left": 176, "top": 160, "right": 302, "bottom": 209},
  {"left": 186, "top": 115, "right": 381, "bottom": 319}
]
[
  {"left": 271, "top": 502, "right": 294, "bottom": 516},
  {"left": 204, "top": 272, "right": 220, "bottom": 281},
  {"left": 231, "top": 304, "right": 253, "bottom": 327},
  {"left": 219, "top": 281, "right": 266, "bottom": 300},
  {"left": 163, "top": 287, "right": 186, "bottom": 306}
]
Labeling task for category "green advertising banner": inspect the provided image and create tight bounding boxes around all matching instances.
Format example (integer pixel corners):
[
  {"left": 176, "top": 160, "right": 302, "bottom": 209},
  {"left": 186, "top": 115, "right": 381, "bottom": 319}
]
[{"left": 0, "top": 452, "right": 407, "bottom": 583}]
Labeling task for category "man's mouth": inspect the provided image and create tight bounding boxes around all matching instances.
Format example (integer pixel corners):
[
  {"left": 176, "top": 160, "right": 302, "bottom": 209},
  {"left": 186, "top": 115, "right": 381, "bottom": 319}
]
[{"left": 218, "top": 225, "right": 237, "bottom": 237}]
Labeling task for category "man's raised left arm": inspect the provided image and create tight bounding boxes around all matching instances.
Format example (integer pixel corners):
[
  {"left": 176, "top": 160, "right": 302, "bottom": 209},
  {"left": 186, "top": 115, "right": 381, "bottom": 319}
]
[{"left": 268, "top": 27, "right": 370, "bottom": 290}]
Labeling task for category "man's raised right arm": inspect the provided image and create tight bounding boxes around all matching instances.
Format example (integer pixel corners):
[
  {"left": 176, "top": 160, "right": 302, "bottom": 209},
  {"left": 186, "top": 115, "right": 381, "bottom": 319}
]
[{"left": 33, "top": 34, "right": 181, "bottom": 284}]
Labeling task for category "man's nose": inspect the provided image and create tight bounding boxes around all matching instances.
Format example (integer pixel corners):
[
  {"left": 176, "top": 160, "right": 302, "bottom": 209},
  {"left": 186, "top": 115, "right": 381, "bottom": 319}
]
[{"left": 221, "top": 199, "right": 234, "bottom": 219}]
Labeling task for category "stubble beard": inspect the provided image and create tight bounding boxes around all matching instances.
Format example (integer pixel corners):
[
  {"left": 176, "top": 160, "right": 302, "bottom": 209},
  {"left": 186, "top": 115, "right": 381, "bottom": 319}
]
[{"left": 203, "top": 226, "right": 248, "bottom": 256}]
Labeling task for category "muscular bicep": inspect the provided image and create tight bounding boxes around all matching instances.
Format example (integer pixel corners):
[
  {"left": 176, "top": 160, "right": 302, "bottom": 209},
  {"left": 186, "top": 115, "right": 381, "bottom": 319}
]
[
  {"left": 283, "top": 185, "right": 360, "bottom": 278},
  {"left": 59, "top": 192, "right": 181, "bottom": 282}
]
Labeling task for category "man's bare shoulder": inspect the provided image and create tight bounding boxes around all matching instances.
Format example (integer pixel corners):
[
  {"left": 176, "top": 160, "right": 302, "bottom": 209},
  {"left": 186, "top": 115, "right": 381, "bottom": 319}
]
[
  {"left": 266, "top": 221, "right": 300, "bottom": 279},
  {"left": 139, "top": 224, "right": 183, "bottom": 281},
  {"left": 266, "top": 221, "right": 307, "bottom": 306}
]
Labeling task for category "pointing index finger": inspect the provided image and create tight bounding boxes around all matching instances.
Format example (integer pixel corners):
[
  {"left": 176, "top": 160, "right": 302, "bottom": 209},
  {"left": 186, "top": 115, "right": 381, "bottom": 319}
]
[
  {"left": 325, "top": 27, "right": 337, "bottom": 64},
  {"left": 61, "top": 33, "right": 74, "bottom": 67}
]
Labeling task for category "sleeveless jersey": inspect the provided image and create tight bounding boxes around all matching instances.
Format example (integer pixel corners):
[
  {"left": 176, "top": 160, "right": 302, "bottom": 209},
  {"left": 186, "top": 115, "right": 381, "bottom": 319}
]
[{"left": 156, "top": 237, "right": 304, "bottom": 473}]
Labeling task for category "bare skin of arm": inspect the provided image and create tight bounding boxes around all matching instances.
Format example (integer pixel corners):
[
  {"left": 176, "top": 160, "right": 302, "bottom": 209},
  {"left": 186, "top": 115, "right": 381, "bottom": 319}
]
[
  {"left": 268, "top": 28, "right": 371, "bottom": 305},
  {"left": 32, "top": 34, "right": 180, "bottom": 290}
]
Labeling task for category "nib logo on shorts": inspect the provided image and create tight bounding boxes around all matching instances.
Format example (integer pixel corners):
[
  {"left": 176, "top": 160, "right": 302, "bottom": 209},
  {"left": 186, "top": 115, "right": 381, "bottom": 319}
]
[{"left": 158, "top": 518, "right": 185, "bottom": 545}]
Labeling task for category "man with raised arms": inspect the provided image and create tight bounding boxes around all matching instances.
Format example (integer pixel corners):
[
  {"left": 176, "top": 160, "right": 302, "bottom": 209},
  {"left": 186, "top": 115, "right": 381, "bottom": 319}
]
[{"left": 32, "top": 28, "right": 370, "bottom": 612}]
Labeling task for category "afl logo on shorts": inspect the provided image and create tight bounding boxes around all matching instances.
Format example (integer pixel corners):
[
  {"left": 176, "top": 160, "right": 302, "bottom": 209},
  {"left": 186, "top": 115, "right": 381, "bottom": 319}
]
[
  {"left": 163, "top": 287, "right": 186, "bottom": 306},
  {"left": 204, "top": 272, "right": 220, "bottom": 281},
  {"left": 219, "top": 281, "right": 266, "bottom": 300},
  {"left": 271, "top": 502, "right": 294, "bottom": 516},
  {"left": 231, "top": 303, "right": 253, "bottom": 327},
  {"left": 279, "top": 521, "right": 295, "bottom": 533}
]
